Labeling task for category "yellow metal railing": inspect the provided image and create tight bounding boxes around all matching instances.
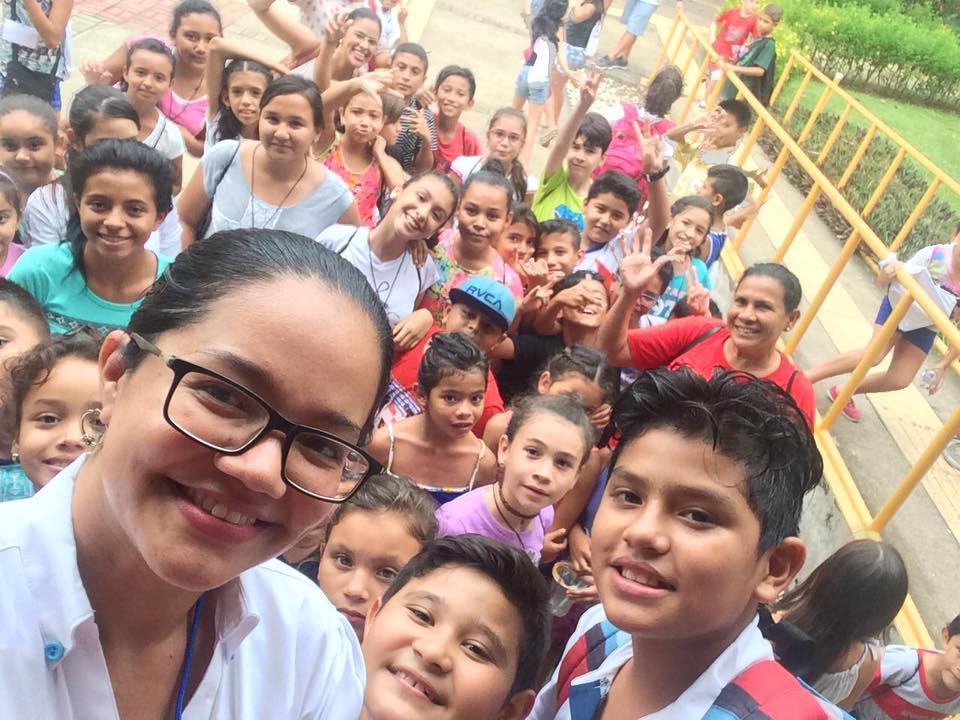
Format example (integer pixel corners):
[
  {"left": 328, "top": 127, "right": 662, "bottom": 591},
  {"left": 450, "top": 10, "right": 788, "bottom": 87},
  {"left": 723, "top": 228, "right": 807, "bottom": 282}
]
[{"left": 650, "top": 10, "right": 960, "bottom": 652}]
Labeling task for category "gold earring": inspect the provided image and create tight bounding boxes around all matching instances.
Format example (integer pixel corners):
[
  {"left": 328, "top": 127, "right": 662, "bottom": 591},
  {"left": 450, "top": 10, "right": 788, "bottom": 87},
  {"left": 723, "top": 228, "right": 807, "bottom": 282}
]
[{"left": 80, "top": 408, "right": 105, "bottom": 452}]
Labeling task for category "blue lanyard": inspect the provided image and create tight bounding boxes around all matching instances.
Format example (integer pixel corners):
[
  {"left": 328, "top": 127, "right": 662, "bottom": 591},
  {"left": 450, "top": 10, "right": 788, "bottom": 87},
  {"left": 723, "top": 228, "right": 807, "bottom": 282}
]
[{"left": 174, "top": 593, "right": 207, "bottom": 720}]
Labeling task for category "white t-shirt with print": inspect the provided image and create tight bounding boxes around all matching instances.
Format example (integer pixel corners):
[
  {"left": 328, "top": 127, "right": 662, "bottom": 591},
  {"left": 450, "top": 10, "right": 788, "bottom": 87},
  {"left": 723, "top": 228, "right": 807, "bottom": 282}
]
[
  {"left": 143, "top": 113, "right": 186, "bottom": 161},
  {"left": 316, "top": 224, "right": 438, "bottom": 327}
]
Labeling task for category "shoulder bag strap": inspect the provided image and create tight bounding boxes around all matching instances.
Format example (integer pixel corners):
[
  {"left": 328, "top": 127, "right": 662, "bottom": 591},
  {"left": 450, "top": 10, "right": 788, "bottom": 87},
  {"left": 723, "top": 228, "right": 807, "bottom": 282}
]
[{"left": 680, "top": 323, "right": 724, "bottom": 355}]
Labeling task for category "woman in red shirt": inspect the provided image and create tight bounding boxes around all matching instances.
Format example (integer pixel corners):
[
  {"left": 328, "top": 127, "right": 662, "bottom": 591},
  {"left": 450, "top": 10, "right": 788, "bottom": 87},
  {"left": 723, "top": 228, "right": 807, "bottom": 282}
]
[{"left": 599, "top": 231, "right": 814, "bottom": 426}]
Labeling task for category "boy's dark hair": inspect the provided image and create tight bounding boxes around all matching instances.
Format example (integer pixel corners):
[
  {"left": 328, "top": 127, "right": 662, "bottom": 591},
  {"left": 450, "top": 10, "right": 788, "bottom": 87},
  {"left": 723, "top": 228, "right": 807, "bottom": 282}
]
[
  {"left": 707, "top": 164, "right": 749, "bottom": 212},
  {"left": 719, "top": 98, "right": 752, "bottom": 130},
  {"left": 170, "top": 0, "right": 222, "bottom": 34},
  {"left": 774, "top": 539, "right": 907, "bottom": 683},
  {"left": 0, "top": 278, "right": 48, "bottom": 342},
  {"left": 644, "top": 65, "right": 683, "bottom": 117},
  {"left": 576, "top": 112, "right": 612, "bottom": 153},
  {"left": 544, "top": 344, "right": 620, "bottom": 404},
  {"left": 610, "top": 367, "right": 823, "bottom": 551},
  {"left": 380, "top": 534, "right": 550, "bottom": 694},
  {"left": 587, "top": 170, "right": 641, "bottom": 214},
  {"left": 763, "top": 4, "right": 783, "bottom": 23},
  {"left": 947, "top": 614, "right": 960, "bottom": 639},
  {"left": 553, "top": 269, "right": 607, "bottom": 298},
  {"left": 436, "top": 65, "right": 477, "bottom": 100},
  {"left": 379, "top": 92, "right": 405, "bottom": 125},
  {"left": 670, "top": 296, "right": 722, "bottom": 319},
  {"left": 739, "top": 262, "right": 803, "bottom": 312},
  {"left": 417, "top": 331, "right": 489, "bottom": 395},
  {"left": 324, "top": 472, "right": 438, "bottom": 546},
  {"left": 392, "top": 42, "right": 429, "bottom": 72},
  {"left": 539, "top": 218, "right": 582, "bottom": 251},
  {"left": 510, "top": 202, "right": 541, "bottom": 246}
]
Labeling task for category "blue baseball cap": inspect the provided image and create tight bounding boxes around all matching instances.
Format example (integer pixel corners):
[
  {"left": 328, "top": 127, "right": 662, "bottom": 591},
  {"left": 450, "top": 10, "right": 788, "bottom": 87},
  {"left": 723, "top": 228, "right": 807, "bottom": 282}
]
[{"left": 448, "top": 276, "right": 516, "bottom": 331}]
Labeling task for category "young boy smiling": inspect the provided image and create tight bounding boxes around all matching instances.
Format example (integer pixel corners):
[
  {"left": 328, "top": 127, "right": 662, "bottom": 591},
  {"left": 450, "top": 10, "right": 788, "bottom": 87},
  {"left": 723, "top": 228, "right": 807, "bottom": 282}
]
[
  {"left": 574, "top": 171, "right": 641, "bottom": 284},
  {"left": 530, "top": 369, "right": 850, "bottom": 719},
  {"left": 532, "top": 70, "right": 611, "bottom": 231},
  {"left": 432, "top": 65, "right": 482, "bottom": 173},
  {"left": 360, "top": 534, "right": 550, "bottom": 720}
]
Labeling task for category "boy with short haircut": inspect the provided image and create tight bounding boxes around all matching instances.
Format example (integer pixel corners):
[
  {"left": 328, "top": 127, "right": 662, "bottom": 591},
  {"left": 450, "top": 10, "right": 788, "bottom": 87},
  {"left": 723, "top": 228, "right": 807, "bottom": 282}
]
[
  {"left": 432, "top": 65, "right": 482, "bottom": 173},
  {"left": 668, "top": 98, "right": 753, "bottom": 198},
  {"left": 386, "top": 43, "right": 438, "bottom": 173},
  {"left": 532, "top": 72, "right": 612, "bottom": 231},
  {"left": 698, "top": 163, "right": 749, "bottom": 268},
  {"left": 383, "top": 276, "right": 516, "bottom": 435},
  {"left": 721, "top": 4, "right": 783, "bottom": 107},
  {"left": 529, "top": 368, "right": 851, "bottom": 720},
  {"left": 573, "top": 170, "right": 641, "bottom": 284},
  {"left": 360, "top": 533, "right": 549, "bottom": 720},
  {"left": 534, "top": 218, "right": 584, "bottom": 282}
]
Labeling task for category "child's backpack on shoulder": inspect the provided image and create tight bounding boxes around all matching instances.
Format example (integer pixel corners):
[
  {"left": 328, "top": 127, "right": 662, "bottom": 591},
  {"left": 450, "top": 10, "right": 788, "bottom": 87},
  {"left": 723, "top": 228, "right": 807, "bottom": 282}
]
[{"left": 556, "top": 619, "right": 855, "bottom": 719}]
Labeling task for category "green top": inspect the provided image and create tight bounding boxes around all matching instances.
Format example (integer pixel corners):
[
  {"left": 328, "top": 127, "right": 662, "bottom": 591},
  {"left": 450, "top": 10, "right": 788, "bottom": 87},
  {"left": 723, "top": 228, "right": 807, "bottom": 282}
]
[{"left": 532, "top": 165, "right": 586, "bottom": 230}]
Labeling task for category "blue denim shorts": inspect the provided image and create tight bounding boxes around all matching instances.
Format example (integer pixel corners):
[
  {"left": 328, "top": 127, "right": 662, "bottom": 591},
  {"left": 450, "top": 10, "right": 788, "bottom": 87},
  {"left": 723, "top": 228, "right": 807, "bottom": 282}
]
[
  {"left": 515, "top": 65, "right": 549, "bottom": 105},
  {"left": 565, "top": 45, "right": 588, "bottom": 71},
  {"left": 622, "top": 0, "right": 657, "bottom": 36},
  {"left": 876, "top": 295, "right": 937, "bottom": 353}
]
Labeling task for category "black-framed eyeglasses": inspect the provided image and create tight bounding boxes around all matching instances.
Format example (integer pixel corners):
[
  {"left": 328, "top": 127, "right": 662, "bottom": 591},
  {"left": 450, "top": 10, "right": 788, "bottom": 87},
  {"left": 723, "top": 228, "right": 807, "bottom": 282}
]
[{"left": 129, "top": 333, "right": 382, "bottom": 503}]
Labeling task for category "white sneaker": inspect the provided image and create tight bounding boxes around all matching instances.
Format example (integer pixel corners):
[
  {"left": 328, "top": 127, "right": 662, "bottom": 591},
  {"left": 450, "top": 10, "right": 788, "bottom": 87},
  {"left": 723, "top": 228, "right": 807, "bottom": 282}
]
[{"left": 943, "top": 438, "right": 960, "bottom": 471}]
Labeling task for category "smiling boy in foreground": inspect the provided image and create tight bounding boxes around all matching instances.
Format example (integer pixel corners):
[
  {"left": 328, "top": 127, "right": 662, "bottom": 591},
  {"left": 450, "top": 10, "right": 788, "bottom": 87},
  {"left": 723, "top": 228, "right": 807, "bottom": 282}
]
[{"left": 528, "top": 368, "right": 851, "bottom": 719}]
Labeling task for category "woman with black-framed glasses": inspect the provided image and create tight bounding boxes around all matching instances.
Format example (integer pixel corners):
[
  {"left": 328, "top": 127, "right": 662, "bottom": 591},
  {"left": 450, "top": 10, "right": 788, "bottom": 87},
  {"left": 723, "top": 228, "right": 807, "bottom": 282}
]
[{"left": 0, "top": 229, "right": 393, "bottom": 718}]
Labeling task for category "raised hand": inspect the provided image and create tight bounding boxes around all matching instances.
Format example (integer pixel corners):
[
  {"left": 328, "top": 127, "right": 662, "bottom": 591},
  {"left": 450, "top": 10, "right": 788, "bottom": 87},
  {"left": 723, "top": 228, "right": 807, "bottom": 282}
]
[
  {"left": 81, "top": 60, "right": 112, "bottom": 86},
  {"left": 359, "top": 68, "right": 397, "bottom": 97},
  {"left": 520, "top": 257, "right": 551, "bottom": 288},
  {"left": 541, "top": 527, "right": 568, "bottom": 563},
  {"left": 518, "top": 280, "right": 556, "bottom": 314},
  {"left": 579, "top": 66, "right": 603, "bottom": 107},
  {"left": 618, "top": 226, "right": 673, "bottom": 295},
  {"left": 634, "top": 120, "right": 664, "bottom": 175},
  {"left": 685, "top": 267, "right": 711, "bottom": 316},
  {"left": 324, "top": 12, "right": 349, "bottom": 44}
]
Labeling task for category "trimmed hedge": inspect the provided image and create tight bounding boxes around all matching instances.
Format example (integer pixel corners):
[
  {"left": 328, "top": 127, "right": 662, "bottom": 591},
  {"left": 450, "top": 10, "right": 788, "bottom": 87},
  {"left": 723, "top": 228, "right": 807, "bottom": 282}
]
[
  {"left": 758, "top": 100, "right": 960, "bottom": 260},
  {"left": 779, "top": 0, "right": 960, "bottom": 106}
]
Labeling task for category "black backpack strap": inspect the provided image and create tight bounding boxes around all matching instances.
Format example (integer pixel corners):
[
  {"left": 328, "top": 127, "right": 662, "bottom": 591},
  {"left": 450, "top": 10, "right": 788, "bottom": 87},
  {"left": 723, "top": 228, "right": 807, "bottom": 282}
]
[
  {"left": 680, "top": 324, "right": 724, "bottom": 355},
  {"left": 786, "top": 369, "right": 799, "bottom": 393},
  {"left": 337, "top": 227, "right": 361, "bottom": 256}
]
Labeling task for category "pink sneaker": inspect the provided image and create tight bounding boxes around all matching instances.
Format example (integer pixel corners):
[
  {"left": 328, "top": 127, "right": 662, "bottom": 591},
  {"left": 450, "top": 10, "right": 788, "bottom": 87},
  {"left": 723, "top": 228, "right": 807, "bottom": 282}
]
[{"left": 829, "top": 385, "right": 862, "bottom": 422}]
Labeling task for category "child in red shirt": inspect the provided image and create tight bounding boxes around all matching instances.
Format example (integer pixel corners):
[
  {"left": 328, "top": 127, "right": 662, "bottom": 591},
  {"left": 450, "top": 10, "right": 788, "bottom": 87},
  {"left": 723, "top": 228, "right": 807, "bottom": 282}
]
[
  {"left": 432, "top": 65, "right": 482, "bottom": 173},
  {"left": 707, "top": 0, "right": 760, "bottom": 100}
]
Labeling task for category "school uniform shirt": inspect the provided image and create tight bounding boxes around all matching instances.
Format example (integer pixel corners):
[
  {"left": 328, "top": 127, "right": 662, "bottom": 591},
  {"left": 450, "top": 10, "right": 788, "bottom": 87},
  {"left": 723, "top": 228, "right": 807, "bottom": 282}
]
[
  {"left": 8, "top": 242, "right": 172, "bottom": 334},
  {"left": 21, "top": 182, "right": 183, "bottom": 257},
  {"left": 854, "top": 645, "right": 960, "bottom": 720},
  {"left": 381, "top": 325, "right": 504, "bottom": 436},
  {"left": 432, "top": 118, "right": 482, "bottom": 174},
  {"left": 315, "top": 224, "right": 438, "bottom": 327},
  {"left": 575, "top": 239, "right": 626, "bottom": 286},
  {"left": 144, "top": 112, "right": 187, "bottom": 161},
  {"left": 528, "top": 604, "right": 774, "bottom": 720},
  {"left": 532, "top": 165, "right": 586, "bottom": 230},
  {"left": 626, "top": 315, "right": 816, "bottom": 426},
  {"left": 0, "top": 458, "right": 365, "bottom": 718}
]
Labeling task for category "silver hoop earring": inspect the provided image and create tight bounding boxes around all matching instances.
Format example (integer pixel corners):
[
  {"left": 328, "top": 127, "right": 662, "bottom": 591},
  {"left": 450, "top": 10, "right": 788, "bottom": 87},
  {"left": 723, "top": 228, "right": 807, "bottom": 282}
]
[{"left": 80, "top": 408, "right": 106, "bottom": 452}]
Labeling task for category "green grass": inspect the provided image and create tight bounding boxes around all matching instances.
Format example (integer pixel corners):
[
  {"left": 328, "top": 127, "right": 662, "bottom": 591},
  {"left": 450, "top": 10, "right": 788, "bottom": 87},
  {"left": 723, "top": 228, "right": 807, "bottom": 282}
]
[{"left": 777, "top": 75, "right": 960, "bottom": 211}]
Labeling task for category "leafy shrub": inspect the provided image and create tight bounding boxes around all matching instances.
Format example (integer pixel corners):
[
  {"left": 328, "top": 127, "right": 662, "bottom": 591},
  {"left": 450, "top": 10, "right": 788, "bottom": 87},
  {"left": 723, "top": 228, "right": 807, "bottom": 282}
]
[
  {"left": 758, "top": 101, "right": 960, "bottom": 260},
  {"left": 778, "top": 0, "right": 960, "bottom": 105}
]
